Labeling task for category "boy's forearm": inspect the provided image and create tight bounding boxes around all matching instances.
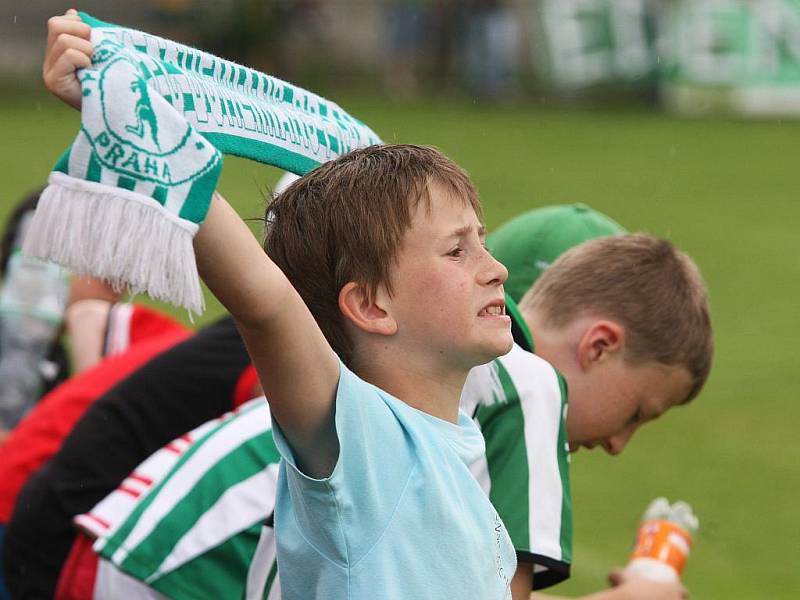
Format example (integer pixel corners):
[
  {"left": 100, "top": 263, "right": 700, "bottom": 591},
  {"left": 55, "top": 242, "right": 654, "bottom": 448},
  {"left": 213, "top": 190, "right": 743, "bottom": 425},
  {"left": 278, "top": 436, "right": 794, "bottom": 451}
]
[
  {"left": 532, "top": 591, "right": 623, "bottom": 600},
  {"left": 193, "top": 194, "right": 288, "bottom": 327},
  {"left": 531, "top": 580, "right": 687, "bottom": 600},
  {"left": 193, "top": 194, "right": 332, "bottom": 370},
  {"left": 532, "top": 593, "right": 612, "bottom": 600},
  {"left": 511, "top": 562, "right": 534, "bottom": 600}
]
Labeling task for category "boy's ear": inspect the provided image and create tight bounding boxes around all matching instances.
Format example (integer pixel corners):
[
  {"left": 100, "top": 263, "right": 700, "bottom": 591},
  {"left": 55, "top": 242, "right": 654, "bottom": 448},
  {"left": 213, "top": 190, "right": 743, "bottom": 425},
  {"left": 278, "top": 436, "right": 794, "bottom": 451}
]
[
  {"left": 338, "top": 281, "right": 398, "bottom": 336},
  {"left": 576, "top": 319, "right": 625, "bottom": 370}
]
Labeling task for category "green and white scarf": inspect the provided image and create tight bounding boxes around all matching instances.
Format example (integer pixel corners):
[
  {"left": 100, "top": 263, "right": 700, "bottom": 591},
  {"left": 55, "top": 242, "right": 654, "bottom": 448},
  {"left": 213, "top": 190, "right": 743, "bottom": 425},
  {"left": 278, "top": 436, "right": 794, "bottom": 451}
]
[{"left": 25, "top": 13, "right": 381, "bottom": 314}]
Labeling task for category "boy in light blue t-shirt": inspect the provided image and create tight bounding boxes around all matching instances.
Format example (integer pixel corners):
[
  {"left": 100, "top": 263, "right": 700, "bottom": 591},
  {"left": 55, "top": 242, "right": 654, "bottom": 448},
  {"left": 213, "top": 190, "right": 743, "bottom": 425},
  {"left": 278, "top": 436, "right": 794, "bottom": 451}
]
[
  {"left": 45, "top": 17, "right": 519, "bottom": 597},
  {"left": 256, "top": 149, "right": 518, "bottom": 598}
]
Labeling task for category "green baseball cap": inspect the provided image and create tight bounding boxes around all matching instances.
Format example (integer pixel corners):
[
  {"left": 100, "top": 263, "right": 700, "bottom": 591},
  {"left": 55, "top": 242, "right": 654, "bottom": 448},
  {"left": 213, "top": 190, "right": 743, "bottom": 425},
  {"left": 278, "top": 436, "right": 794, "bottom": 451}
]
[{"left": 487, "top": 203, "right": 626, "bottom": 303}]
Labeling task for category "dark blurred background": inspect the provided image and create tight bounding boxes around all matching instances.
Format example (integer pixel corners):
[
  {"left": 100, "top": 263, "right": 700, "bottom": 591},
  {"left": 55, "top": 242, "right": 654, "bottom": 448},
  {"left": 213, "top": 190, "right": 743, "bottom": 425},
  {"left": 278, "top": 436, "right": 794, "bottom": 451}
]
[{"left": 5, "top": 0, "right": 800, "bottom": 116}]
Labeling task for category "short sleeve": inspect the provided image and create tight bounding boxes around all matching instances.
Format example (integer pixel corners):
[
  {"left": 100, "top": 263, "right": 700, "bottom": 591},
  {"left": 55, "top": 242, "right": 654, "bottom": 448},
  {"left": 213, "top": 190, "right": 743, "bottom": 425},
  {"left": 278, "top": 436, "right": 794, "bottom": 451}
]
[{"left": 271, "top": 361, "right": 416, "bottom": 565}]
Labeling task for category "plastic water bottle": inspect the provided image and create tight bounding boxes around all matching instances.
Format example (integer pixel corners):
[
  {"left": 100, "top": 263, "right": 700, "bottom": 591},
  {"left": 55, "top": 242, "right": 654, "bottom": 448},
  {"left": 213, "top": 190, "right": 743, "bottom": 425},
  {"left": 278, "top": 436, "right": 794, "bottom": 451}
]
[
  {"left": 626, "top": 497, "right": 699, "bottom": 582},
  {"left": 0, "top": 211, "right": 70, "bottom": 429}
]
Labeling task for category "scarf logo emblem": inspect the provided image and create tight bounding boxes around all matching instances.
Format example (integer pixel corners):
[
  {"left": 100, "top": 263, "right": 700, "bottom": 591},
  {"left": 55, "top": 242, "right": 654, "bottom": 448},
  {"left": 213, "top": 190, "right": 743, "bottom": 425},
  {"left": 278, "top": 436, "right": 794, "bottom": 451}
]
[{"left": 82, "top": 38, "right": 219, "bottom": 188}]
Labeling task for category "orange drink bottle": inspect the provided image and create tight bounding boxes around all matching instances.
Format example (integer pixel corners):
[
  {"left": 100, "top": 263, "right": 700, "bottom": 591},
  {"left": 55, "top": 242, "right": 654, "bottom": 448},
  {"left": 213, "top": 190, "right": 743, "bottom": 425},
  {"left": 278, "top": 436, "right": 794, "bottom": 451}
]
[{"left": 626, "top": 497, "right": 699, "bottom": 582}]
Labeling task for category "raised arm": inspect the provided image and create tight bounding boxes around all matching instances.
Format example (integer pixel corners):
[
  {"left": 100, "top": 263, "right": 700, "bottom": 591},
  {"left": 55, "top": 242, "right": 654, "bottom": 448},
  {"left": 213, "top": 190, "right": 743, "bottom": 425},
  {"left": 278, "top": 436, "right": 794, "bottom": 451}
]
[
  {"left": 194, "top": 195, "right": 340, "bottom": 476},
  {"left": 42, "top": 11, "right": 340, "bottom": 478}
]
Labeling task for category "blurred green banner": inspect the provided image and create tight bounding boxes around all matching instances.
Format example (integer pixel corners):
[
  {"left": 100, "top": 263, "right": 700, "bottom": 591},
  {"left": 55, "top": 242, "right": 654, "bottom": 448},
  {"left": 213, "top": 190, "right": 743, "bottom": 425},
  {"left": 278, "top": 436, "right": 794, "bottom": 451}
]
[
  {"left": 663, "top": 0, "right": 800, "bottom": 115},
  {"left": 536, "top": 0, "right": 800, "bottom": 116},
  {"left": 535, "top": 0, "right": 658, "bottom": 88}
]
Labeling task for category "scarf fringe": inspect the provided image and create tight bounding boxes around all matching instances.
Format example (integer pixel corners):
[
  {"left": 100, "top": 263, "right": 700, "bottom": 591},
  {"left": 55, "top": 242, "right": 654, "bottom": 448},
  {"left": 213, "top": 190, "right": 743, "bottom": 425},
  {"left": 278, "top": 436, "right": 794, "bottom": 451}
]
[{"left": 24, "top": 173, "right": 204, "bottom": 315}]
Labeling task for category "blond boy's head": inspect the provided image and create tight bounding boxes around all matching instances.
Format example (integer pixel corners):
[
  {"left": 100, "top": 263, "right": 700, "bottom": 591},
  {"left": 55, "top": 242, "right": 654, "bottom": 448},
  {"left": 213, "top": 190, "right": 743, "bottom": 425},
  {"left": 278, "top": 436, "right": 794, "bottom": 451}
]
[
  {"left": 264, "top": 144, "right": 482, "bottom": 368},
  {"left": 520, "top": 234, "right": 713, "bottom": 453}
]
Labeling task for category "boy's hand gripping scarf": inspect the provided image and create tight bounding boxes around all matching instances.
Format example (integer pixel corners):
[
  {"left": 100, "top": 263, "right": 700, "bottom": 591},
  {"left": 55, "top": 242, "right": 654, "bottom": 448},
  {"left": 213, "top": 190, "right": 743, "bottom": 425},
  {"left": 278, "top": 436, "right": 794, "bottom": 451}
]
[{"left": 24, "top": 13, "right": 381, "bottom": 314}]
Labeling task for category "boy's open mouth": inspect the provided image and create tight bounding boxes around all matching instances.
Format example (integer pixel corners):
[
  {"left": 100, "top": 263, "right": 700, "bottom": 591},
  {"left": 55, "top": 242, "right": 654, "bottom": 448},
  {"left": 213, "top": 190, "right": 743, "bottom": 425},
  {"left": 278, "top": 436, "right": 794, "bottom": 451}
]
[{"left": 478, "top": 303, "right": 506, "bottom": 317}]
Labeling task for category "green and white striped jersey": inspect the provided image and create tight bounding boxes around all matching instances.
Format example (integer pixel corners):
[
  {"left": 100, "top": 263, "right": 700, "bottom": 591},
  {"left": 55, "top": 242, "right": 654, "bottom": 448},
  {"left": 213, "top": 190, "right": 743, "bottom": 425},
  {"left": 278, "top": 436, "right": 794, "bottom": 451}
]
[
  {"left": 463, "top": 343, "right": 572, "bottom": 588},
  {"left": 80, "top": 397, "right": 280, "bottom": 599},
  {"left": 82, "top": 344, "right": 572, "bottom": 598}
]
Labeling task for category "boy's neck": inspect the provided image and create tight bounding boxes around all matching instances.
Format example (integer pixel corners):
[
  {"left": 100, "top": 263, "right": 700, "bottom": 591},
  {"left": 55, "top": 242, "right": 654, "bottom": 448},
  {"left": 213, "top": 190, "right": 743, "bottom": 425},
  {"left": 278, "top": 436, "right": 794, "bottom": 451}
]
[{"left": 356, "top": 356, "right": 468, "bottom": 423}]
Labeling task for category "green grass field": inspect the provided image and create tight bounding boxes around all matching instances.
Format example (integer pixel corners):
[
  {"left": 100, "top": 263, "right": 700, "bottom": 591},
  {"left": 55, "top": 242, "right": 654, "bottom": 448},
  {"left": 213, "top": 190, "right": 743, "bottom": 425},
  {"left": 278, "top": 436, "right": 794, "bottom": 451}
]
[{"left": 2, "top": 89, "right": 798, "bottom": 598}]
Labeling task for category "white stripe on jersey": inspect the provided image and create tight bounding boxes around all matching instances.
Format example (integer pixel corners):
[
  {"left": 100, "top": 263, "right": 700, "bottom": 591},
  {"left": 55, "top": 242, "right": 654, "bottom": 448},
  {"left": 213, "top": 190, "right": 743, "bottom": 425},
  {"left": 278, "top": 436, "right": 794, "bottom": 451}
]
[
  {"left": 94, "top": 559, "right": 168, "bottom": 600},
  {"left": 501, "top": 344, "right": 566, "bottom": 562},
  {"left": 462, "top": 353, "right": 508, "bottom": 495},
  {"left": 246, "top": 526, "right": 281, "bottom": 600},
  {"left": 461, "top": 355, "right": 505, "bottom": 413}
]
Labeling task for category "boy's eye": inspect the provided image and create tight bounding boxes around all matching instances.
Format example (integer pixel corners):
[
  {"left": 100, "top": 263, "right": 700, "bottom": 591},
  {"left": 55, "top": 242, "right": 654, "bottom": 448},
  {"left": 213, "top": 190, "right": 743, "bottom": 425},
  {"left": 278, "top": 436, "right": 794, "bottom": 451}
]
[{"left": 447, "top": 246, "right": 464, "bottom": 258}]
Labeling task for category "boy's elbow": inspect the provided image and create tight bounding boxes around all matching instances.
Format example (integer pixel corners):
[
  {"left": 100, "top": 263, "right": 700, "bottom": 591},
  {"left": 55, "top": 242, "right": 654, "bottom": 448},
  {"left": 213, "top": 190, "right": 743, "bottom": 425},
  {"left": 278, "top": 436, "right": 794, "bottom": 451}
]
[{"left": 231, "top": 275, "right": 293, "bottom": 330}]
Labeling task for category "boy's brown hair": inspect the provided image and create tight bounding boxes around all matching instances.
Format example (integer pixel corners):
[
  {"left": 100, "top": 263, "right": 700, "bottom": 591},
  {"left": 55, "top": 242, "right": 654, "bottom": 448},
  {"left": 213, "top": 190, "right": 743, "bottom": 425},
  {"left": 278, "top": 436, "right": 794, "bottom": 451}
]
[
  {"left": 520, "top": 234, "right": 713, "bottom": 402},
  {"left": 264, "top": 144, "right": 481, "bottom": 368}
]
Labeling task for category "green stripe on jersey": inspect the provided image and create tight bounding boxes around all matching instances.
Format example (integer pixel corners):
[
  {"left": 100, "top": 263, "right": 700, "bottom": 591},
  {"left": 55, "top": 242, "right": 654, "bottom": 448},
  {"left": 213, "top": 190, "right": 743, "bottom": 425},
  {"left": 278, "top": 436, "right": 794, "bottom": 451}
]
[
  {"left": 117, "top": 431, "right": 279, "bottom": 578},
  {"left": 99, "top": 401, "right": 267, "bottom": 563},
  {"left": 555, "top": 371, "right": 573, "bottom": 562},
  {"left": 101, "top": 422, "right": 229, "bottom": 554},
  {"left": 263, "top": 562, "right": 279, "bottom": 599},
  {"left": 149, "top": 522, "right": 264, "bottom": 600}
]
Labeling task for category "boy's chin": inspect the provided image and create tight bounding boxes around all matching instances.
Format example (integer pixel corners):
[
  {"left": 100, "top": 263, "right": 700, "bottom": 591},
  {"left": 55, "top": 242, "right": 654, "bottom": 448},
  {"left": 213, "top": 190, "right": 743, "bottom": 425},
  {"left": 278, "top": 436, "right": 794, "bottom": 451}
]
[
  {"left": 497, "top": 335, "right": 515, "bottom": 356},
  {"left": 477, "top": 334, "right": 514, "bottom": 362}
]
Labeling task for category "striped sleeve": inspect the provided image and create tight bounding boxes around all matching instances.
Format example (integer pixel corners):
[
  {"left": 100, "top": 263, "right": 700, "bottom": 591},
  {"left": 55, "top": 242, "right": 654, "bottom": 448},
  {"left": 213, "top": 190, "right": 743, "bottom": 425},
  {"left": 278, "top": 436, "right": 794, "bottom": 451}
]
[
  {"left": 86, "top": 398, "right": 282, "bottom": 599},
  {"left": 467, "top": 343, "right": 573, "bottom": 590}
]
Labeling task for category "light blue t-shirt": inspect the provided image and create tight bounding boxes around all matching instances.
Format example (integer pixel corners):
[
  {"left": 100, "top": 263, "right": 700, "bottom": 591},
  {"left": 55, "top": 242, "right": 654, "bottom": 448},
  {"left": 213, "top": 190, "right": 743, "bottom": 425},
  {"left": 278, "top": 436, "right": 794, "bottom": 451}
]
[{"left": 272, "top": 361, "right": 517, "bottom": 599}]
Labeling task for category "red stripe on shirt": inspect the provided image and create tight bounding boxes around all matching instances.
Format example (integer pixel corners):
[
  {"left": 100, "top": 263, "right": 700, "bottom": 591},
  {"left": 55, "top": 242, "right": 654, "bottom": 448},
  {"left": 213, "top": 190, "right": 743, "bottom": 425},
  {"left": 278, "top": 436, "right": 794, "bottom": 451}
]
[
  {"left": 117, "top": 485, "right": 141, "bottom": 499},
  {"left": 128, "top": 472, "right": 153, "bottom": 486}
]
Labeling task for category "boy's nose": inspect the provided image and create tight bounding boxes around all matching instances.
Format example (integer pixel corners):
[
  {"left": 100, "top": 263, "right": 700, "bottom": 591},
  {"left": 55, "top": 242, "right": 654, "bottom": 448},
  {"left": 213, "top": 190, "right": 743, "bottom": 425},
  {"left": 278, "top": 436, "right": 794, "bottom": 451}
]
[
  {"left": 480, "top": 250, "right": 508, "bottom": 286},
  {"left": 602, "top": 428, "right": 636, "bottom": 456}
]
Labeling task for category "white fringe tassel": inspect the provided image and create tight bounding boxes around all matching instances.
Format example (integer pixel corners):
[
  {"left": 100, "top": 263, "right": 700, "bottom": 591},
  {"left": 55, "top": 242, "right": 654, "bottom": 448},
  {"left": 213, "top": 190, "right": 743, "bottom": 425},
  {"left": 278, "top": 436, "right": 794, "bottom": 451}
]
[{"left": 24, "top": 175, "right": 204, "bottom": 315}]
